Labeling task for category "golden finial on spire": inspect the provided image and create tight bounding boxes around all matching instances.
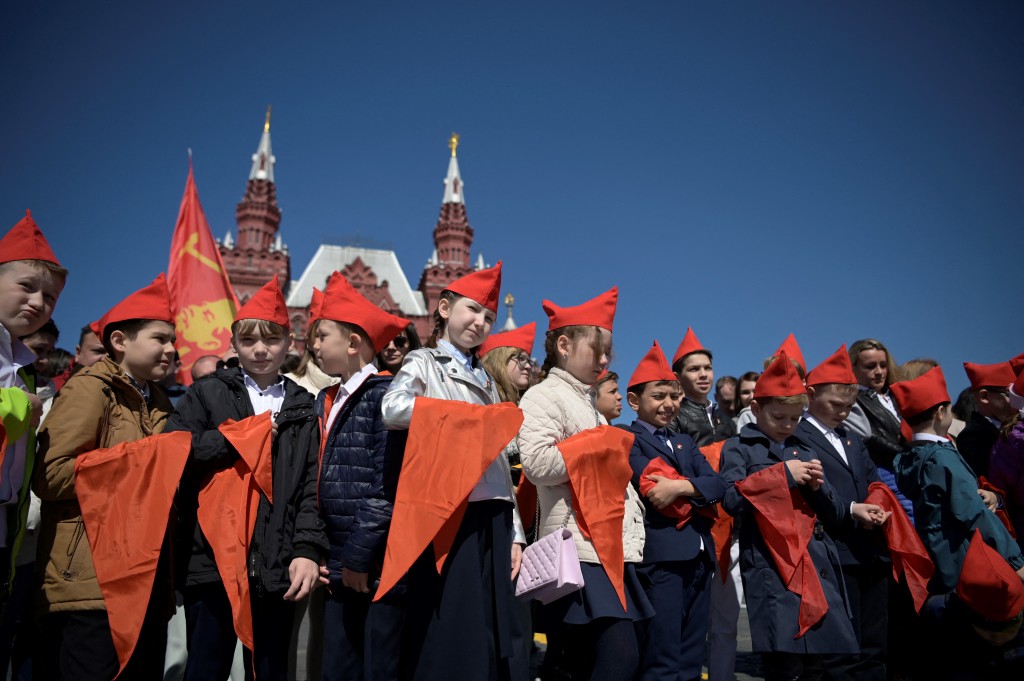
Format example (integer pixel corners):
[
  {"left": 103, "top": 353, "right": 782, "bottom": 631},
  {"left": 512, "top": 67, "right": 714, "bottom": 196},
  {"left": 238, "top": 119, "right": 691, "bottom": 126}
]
[
  {"left": 449, "top": 132, "right": 460, "bottom": 157},
  {"left": 504, "top": 293, "right": 515, "bottom": 307},
  {"left": 264, "top": 105, "right": 272, "bottom": 133}
]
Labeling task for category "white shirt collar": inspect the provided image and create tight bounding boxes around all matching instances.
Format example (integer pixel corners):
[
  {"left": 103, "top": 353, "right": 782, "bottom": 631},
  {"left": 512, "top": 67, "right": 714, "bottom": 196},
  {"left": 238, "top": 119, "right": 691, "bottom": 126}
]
[
  {"left": 339, "top": 362, "right": 378, "bottom": 397},
  {"left": 912, "top": 432, "right": 948, "bottom": 444},
  {"left": 241, "top": 369, "right": 285, "bottom": 396},
  {"left": 803, "top": 412, "right": 835, "bottom": 437}
]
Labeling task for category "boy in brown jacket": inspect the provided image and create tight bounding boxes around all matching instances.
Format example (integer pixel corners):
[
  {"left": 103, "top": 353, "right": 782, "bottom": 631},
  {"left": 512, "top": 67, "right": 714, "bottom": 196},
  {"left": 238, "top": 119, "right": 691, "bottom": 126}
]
[{"left": 34, "top": 274, "right": 178, "bottom": 681}]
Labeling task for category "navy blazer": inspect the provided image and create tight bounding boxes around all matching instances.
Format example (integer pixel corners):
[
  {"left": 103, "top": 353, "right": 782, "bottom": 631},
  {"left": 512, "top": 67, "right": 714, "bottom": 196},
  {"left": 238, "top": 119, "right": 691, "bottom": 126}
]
[
  {"left": 628, "top": 420, "right": 725, "bottom": 564},
  {"left": 794, "top": 418, "right": 889, "bottom": 567}
]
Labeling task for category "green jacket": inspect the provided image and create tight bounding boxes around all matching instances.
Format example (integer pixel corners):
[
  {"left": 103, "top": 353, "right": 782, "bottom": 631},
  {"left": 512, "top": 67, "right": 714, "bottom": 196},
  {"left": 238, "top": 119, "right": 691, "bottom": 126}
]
[{"left": 894, "top": 439, "right": 1024, "bottom": 593}]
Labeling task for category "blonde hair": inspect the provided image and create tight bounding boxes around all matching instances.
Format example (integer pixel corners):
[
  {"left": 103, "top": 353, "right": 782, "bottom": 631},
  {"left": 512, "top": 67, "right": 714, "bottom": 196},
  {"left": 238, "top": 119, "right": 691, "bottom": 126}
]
[
  {"left": 813, "top": 383, "right": 859, "bottom": 398},
  {"left": 541, "top": 325, "right": 610, "bottom": 378},
  {"left": 481, "top": 346, "right": 526, "bottom": 405},
  {"left": 899, "top": 358, "right": 939, "bottom": 382},
  {"left": 0, "top": 258, "right": 68, "bottom": 284}
]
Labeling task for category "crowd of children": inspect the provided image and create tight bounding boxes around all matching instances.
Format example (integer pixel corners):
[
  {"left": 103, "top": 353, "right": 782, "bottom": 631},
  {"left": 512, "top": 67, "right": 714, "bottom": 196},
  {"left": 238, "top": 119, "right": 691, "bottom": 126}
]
[{"left": 2, "top": 210, "right": 1024, "bottom": 681}]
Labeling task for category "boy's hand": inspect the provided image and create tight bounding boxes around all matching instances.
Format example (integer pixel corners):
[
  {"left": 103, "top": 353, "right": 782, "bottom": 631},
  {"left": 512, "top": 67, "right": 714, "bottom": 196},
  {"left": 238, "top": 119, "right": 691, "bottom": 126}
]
[
  {"left": 978, "top": 489, "right": 999, "bottom": 513},
  {"left": 644, "top": 475, "right": 694, "bottom": 509},
  {"left": 851, "top": 503, "right": 891, "bottom": 528},
  {"left": 24, "top": 390, "right": 43, "bottom": 428},
  {"left": 341, "top": 567, "right": 370, "bottom": 594},
  {"left": 318, "top": 561, "right": 330, "bottom": 586},
  {"left": 270, "top": 415, "right": 279, "bottom": 442},
  {"left": 786, "top": 459, "right": 823, "bottom": 488},
  {"left": 284, "top": 557, "right": 321, "bottom": 601},
  {"left": 511, "top": 543, "right": 523, "bottom": 581}
]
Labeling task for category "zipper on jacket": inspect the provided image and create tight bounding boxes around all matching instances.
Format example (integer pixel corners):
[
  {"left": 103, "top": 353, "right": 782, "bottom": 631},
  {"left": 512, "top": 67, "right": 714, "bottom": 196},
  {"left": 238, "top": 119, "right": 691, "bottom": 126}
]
[{"left": 61, "top": 519, "right": 87, "bottom": 579}]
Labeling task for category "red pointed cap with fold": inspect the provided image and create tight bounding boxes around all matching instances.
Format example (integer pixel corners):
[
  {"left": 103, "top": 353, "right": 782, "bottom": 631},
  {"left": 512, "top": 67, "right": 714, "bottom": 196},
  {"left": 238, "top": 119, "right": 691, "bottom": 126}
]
[
  {"left": 963, "top": 361, "right": 1016, "bottom": 390},
  {"left": 956, "top": 529, "right": 1024, "bottom": 622},
  {"left": 0, "top": 210, "right": 61, "bottom": 265},
  {"left": 754, "top": 350, "right": 806, "bottom": 399},
  {"left": 628, "top": 341, "right": 678, "bottom": 388},
  {"left": 319, "top": 274, "right": 411, "bottom": 353},
  {"left": 806, "top": 344, "right": 858, "bottom": 387},
  {"left": 308, "top": 287, "right": 325, "bottom": 322},
  {"left": 97, "top": 274, "right": 174, "bottom": 340},
  {"left": 1010, "top": 353, "right": 1024, "bottom": 377},
  {"left": 774, "top": 334, "right": 806, "bottom": 373},
  {"left": 234, "top": 275, "right": 288, "bottom": 327},
  {"left": 672, "top": 327, "right": 710, "bottom": 366},
  {"left": 543, "top": 287, "right": 618, "bottom": 332},
  {"left": 890, "top": 366, "right": 950, "bottom": 419},
  {"left": 478, "top": 321, "right": 536, "bottom": 358},
  {"left": 447, "top": 261, "right": 502, "bottom": 313}
]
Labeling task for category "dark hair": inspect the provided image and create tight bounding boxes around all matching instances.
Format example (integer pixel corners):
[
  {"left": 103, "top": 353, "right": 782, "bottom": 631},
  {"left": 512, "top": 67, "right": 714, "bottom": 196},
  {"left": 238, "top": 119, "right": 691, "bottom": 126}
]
[
  {"left": 541, "top": 325, "right": 610, "bottom": 378},
  {"left": 738, "top": 371, "right": 761, "bottom": 384},
  {"left": 79, "top": 324, "right": 96, "bottom": 346},
  {"left": 627, "top": 379, "right": 681, "bottom": 397},
  {"left": 102, "top": 319, "right": 156, "bottom": 355},
  {"left": 41, "top": 347, "right": 73, "bottom": 378},
  {"left": 594, "top": 370, "right": 619, "bottom": 389},
  {"left": 375, "top": 322, "right": 423, "bottom": 372},
  {"left": 906, "top": 402, "right": 950, "bottom": 428},
  {"left": 672, "top": 350, "right": 712, "bottom": 374},
  {"left": 279, "top": 352, "right": 302, "bottom": 375},
  {"left": 953, "top": 388, "right": 977, "bottom": 422}
]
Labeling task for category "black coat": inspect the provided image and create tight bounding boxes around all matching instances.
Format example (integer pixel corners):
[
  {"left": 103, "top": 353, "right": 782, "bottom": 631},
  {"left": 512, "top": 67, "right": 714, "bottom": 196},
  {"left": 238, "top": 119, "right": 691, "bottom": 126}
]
[
  {"left": 316, "top": 374, "right": 405, "bottom": 582},
  {"left": 854, "top": 390, "right": 904, "bottom": 469},
  {"left": 668, "top": 398, "right": 735, "bottom": 447},
  {"left": 956, "top": 412, "right": 999, "bottom": 479},
  {"left": 167, "top": 368, "right": 328, "bottom": 593}
]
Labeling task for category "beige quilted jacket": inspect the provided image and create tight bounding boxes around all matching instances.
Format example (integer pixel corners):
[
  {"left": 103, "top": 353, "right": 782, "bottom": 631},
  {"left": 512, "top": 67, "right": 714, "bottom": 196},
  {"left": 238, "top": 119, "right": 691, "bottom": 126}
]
[{"left": 517, "top": 367, "right": 645, "bottom": 564}]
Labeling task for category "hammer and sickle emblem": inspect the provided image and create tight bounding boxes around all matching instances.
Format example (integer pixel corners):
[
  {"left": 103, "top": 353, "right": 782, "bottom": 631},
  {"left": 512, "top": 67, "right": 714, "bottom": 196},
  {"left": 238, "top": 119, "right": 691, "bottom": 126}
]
[{"left": 179, "top": 233, "right": 223, "bottom": 273}]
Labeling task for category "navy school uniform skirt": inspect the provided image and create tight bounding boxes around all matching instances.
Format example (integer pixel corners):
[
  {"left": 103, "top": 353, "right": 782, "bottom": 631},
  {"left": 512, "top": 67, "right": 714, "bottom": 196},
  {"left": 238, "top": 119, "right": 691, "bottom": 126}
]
[
  {"left": 545, "top": 561, "right": 655, "bottom": 625},
  {"left": 403, "top": 499, "right": 529, "bottom": 681}
]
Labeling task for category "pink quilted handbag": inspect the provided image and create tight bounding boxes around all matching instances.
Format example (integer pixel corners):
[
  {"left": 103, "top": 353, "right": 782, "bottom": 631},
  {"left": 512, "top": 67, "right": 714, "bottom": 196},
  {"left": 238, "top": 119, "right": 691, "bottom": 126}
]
[{"left": 515, "top": 528, "right": 585, "bottom": 604}]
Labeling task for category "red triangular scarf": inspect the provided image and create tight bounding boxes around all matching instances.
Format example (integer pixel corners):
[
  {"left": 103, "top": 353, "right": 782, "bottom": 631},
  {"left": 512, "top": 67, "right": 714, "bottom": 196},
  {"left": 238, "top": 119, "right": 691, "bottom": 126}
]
[
  {"left": 735, "top": 463, "right": 828, "bottom": 637},
  {"left": 74, "top": 431, "right": 192, "bottom": 678},
  {"left": 978, "top": 476, "right": 1017, "bottom": 539},
  {"left": 196, "top": 413, "right": 274, "bottom": 651},
  {"left": 374, "top": 398, "right": 524, "bottom": 602},
  {"left": 864, "top": 482, "right": 934, "bottom": 612},
  {"left": 558, "top": 426, "right": 635, "bottom": 610},
  {"left": 639, "top": 457, "right": 694, "bottom": 529},
  {"left": 698, "top": 441, "right": 735, "bottom": 582}
]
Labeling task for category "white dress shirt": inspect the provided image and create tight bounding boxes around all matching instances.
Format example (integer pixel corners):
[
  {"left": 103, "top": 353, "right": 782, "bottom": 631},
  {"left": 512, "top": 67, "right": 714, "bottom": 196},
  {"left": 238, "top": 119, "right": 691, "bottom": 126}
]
[
  {"left": 242, "top": 370, "right": 286, "bottom": 417},
  {"left": 803, "top": 413, "right": 848, "bottom": 466}
]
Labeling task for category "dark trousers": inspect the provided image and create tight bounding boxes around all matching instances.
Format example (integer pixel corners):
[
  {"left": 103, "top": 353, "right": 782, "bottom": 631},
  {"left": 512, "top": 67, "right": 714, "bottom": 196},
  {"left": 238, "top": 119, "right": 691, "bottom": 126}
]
[
  {"left": 0, "top": 561, "right": 35, "bottom": 680},
  {"left": 183, "top": 581, "right": 296, "bottom": 681},
  {"left": 762, "top": 653, "right": 824, "bottom": 681},
  {"left": 636, "top": 555, "right": 714, "bottom": 681},
  {"left": 322, "top": 586, "right": 405, "bottom": 681},
  {"left": 823, "top": 563, "right": 888, "bottom": 681},
  {"left": 34, "top": 603, "right": 168, "bottom": 681}
]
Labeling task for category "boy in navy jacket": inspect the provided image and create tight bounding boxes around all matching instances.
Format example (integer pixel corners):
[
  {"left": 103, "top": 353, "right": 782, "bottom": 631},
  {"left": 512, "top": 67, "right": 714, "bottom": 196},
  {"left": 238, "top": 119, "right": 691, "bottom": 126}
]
[
  {"left": 793, "top": 345, "right": 890, "bottom": 681},
  {"left": 311, "top": 273, "right": 411, "bottom": 681},
  {"left": 627, "top": 342, "right": 725, "bottom": 681}
]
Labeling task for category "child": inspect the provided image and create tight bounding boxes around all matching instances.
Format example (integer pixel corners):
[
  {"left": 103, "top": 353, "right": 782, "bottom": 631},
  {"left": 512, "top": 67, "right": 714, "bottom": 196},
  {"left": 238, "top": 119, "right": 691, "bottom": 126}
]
[
  {"left": 593, "top": 370, "right": 623, "bottom": 424},
  {"left": 625, "top": 341, "right": 724, "bottom": 681},
  {"left": 668, "top": 327, "right": 735, "bottom": 446},
  {"left": 380, "top": 262, "right": 529, "bottom": 680},
  {"left": 34, "top": 273, "right": 176, "bottom": 680},
  {"left": 794, "top": 344, "right": 889, "bottom": 681},
  {"left": 720, "top": 351, "right": 883, "bottom": 681},
  {"left": 0, "top": 211, "right": 65, "bottom": 602},
  {"left": 166, "top": 275, "right": 327, "bottom": 681},
  {"left": 891, "top": 365, "right": 1024, "bottom": 593},
  {"left": 311, "top": 272, "right": 410, "bottom": 681},
  {"left": 518, "top": 287, "right": 651, "bottom": 681}
]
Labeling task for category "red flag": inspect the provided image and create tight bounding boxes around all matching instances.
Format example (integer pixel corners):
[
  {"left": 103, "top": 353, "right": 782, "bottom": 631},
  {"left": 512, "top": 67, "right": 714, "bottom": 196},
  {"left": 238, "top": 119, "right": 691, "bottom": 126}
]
[
  {"left": 196, "top": 414, "right": 274, "bottom": 651},
  {"left": 865, "top": 482, "right": 934, "bottom": 612},
  {"left": 978, "top": 476, "right": 1017, "bottom": 539},
  {"left": 375, "top": 398, "right": 524, "bottom": 602},
  {"left": 74, "top": 431, "right": 192, "bottom": 679},
  {"left": 698, "top": 441, "right": 735, "bottom": 583},
  {"left": 558, "top": 426, "right": 635, "bottom": 610},
  {"left": 736, "top": 463, "right": 828, "bottom": 637},
  {"left": 168, "top": 161, "right": 239, "bottom": 384},
  {"left": 639, "top": 458, "right": 695, "bottom": 529}
]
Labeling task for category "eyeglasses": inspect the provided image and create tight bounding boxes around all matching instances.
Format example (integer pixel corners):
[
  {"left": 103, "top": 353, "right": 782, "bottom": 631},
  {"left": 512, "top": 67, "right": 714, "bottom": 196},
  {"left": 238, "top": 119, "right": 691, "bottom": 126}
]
[
  {"left": 391, "top": 336, "right": 408, "bottom": 349},
  {"left": 510, "top": 354, "right": 532, "bottom": 369}
]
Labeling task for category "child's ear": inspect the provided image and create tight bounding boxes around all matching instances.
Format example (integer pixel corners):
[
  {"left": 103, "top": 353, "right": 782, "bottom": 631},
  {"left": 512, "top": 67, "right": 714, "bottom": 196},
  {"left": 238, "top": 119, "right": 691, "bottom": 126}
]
[
  {"left": 750, "top": 399, "right": 761, "bottom": 418},
  {"left": 108, "top": 330, "right": 127, "bottom": 354},
  {"left": 347, "top": 333, "right": 363, "bottom": 356},
  {"left": 555, "top": 334, "right": 572, "bottom": 359},
  {"left": 438, "top": 297, "right": 452, "bottom": 320},
  {"left": 626, "top": 389, "right": 641, "bottom": 411},
  {"left": 806, "top": 385, "right": 818, "bottom": 402}
]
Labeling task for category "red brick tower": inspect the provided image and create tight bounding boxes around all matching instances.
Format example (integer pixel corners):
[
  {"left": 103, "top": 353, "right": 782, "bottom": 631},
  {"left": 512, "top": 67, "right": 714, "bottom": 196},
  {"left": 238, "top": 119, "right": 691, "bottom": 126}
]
[
  {"left": 220, "top": 107, "right": 290, "bottom": 303},
  {"left": 418, "top": 133, "right": 476, "bottom": 317}
]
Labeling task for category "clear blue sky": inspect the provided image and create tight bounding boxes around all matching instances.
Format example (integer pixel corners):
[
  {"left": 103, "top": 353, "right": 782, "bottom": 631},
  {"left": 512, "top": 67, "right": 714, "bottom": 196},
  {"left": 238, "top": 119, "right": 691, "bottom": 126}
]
[{"left": 3, "top": 1, "right": 1022, "bottom": 404}]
